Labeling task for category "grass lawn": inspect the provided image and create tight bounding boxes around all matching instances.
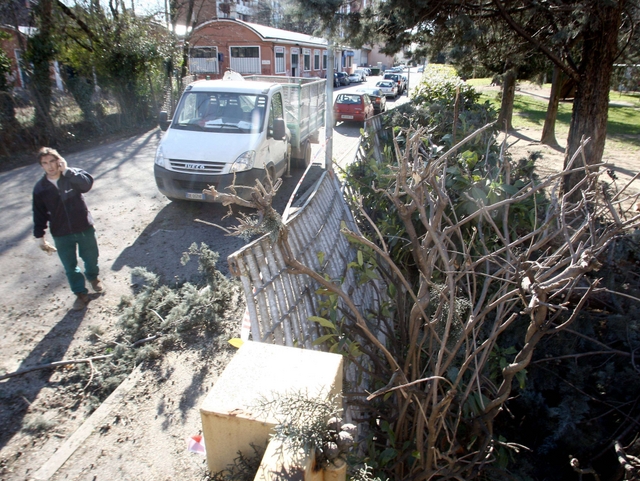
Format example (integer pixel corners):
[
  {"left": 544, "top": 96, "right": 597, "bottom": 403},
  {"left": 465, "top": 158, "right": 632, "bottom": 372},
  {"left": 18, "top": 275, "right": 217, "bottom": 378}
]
[{"left": 470, "top": 78, "right": 640, "bottom": 151}]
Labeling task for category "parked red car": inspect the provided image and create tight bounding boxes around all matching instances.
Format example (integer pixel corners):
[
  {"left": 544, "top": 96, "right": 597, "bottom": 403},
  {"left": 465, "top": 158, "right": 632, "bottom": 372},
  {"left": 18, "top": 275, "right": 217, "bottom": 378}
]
[{"left": 333, "top": 93, "right": 374, "bottom": 125}]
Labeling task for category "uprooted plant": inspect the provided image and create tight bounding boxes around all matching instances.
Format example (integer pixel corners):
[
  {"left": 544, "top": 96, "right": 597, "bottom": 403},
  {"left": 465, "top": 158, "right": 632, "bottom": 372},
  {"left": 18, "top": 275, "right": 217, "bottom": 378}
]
[
  {"left": 333, "top": 126, "right": 640, "bottom": 479},
  {"left": 254, "top": 391, "right": 356, "bottom": 470}
]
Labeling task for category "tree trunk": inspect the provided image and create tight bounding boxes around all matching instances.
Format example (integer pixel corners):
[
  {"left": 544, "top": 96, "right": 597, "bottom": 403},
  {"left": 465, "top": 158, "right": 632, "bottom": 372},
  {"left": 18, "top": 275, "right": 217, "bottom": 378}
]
[
  {"left": 497, "top": 67, "right": 516, "bottom": 131},
  {"left": 180, "top": 0, "right": 196, "bottom": 79},
  {"left": 540, "top": 65, "right": 565, "bottom": 147},
  {"left": 60, "top": 65, "right": 100, "bottom": 132},
  {"left": 0, "top": 90, "right": 20, "bottom": 134},
  {"left": 27, "top": 0, "right": 56, "bottom": 143},
  {"left": 562, "top": 1, "right": 623, "bottom": 195}
]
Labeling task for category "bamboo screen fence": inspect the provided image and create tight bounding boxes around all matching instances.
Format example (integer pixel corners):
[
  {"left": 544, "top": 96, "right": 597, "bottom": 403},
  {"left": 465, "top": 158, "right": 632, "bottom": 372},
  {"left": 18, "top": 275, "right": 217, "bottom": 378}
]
[{"left": 227, "top": 168, "right": 384, "bottom": 350}]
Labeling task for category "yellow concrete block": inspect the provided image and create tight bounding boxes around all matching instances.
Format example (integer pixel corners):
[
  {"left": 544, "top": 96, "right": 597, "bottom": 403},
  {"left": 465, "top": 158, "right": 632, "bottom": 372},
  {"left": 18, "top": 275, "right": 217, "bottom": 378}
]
[
  {"left": 200, "top": 341, "right": 344, "bottom": 475},
  {"left": 254, "top": 438, "right": 323, "bottom": 481}
]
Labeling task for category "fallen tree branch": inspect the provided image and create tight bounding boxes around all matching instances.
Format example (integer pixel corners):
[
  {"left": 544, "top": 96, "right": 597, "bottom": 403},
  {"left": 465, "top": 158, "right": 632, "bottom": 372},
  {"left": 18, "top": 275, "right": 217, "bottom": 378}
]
[
  {"left": 0, "top": 355, "right": 113, "bottom": 381},
  {"left": 0, "top": 334, "right": 161, "bottom": 381},
  {"left": 615, "top": 440, "right": 640, "bottom": 479}
]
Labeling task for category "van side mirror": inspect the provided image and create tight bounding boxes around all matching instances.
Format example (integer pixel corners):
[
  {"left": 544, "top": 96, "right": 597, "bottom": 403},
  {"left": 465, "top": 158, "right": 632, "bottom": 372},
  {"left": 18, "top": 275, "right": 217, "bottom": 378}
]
[
  {"left": 158, "top": 111, "right": 170, "bottom": 131},
  {"left": 273, "top": 118, "right": 286, "bottom": 140}
]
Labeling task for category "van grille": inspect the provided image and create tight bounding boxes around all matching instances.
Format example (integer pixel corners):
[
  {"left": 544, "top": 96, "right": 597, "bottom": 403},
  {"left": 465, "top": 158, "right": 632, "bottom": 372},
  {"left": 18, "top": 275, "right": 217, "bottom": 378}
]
[
  {"left": 173, "top": 179, "right": 216, "bottom": 191},
  {"left": 169, "top": 159, "right": 226, "bottom": 174}
]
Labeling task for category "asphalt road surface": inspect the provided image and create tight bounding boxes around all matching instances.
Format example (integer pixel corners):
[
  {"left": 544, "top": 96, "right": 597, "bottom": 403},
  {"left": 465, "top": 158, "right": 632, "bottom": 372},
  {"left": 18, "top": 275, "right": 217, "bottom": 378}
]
[{"left": 313, "top": 67, "right": 418, "bottom": 170}]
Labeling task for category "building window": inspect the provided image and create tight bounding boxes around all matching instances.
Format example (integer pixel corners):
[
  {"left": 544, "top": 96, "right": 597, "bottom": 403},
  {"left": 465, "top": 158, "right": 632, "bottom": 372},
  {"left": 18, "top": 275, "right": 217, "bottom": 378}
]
[
  {"left": 303, "top": 48, "right": 311, "bottom": 71},
  {"left": 323, "top": 50, "right": 327, "bottom": 70},
  {"left": 314, "top": 50, "right": 320, "bottom": 70},
  {"left": 275, "top": 46, "right": 285, "bottom": 74},
  {"left": 268, "top": 92, "right": 284, "bottom": 135},
  {"left": 189, "top": 46, "right": 219, "bottom": 74},
  {"left": 230, "top": 46, "right": 261, "bottom": 74},
  {"left": 342, "top": 51, "right": 353, "bottom": 69}
]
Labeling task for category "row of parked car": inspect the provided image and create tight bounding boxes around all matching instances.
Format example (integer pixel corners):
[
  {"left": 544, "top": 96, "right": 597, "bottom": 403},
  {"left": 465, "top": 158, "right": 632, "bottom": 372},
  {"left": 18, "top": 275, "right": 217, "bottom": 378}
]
[
  {"left": 333, "top": 67, "right": 414, "bottom": 125},
  {"left": 333, "top": 67, "right": 371, "bottom": 87},
  {"left": 333, "top": 84, "right": 392, "bottom": 126}
]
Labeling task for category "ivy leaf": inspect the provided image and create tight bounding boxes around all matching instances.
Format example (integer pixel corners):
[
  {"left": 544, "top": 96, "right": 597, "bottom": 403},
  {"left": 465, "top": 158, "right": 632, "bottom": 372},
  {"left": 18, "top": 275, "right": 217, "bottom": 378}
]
[
  {"left": 312, "top": 334, "right": 336, "bottom": 345},
  {"left": 308, "top": 316, "right": 335, "bottom": 329},
  {"left": 499, "top": 183, "right": 519, "bottom": 195},
  {"left": 470, "top": 186, "right": 488, "bottom": 205},
  {"left": 516, "top": 369, "right": 527, "bottom": 389},
  {"left": 379, "top": 447, "right": 398, "bottom": 465}
]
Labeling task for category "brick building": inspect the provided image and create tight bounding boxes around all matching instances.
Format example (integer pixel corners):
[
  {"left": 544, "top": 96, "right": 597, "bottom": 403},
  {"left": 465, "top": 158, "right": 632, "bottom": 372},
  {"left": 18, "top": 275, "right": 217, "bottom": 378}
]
[{"left": 188, "top": 18, "right": 332, "bottom": 79}]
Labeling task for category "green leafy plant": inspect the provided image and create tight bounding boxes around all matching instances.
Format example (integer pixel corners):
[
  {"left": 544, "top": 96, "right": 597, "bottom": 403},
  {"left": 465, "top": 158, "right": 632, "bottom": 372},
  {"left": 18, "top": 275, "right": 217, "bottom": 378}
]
[{"left": 207, "top": 444, "right": 265, "bottom": 481}]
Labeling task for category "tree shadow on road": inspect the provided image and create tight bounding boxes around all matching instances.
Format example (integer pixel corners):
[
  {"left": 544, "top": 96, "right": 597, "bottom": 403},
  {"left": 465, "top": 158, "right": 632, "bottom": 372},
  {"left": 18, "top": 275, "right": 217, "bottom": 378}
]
[
  {"left": 503, "top": 129, "right": 565, "bottom": 153},
  {"left": 0, "top": 309, "right": 87, "bottom": 450},
  {"left": 110, "top": 166, "right": 310, "bottom": 281}
]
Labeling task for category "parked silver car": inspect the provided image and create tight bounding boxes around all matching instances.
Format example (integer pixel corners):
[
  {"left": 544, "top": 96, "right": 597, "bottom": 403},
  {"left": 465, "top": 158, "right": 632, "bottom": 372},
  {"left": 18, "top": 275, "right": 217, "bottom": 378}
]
[
  {"left": 375, "top": 80, "right": 398, "bottom": 98},
  {"left": 348, "top": 71, "right": 365, "bottom": 83}
]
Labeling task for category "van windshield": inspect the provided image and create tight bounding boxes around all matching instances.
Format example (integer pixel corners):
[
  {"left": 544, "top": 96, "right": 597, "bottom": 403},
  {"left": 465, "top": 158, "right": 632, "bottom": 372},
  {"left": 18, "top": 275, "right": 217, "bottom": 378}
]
[{"left": 172, "top": 92, "right": 267, "bottom": 133}]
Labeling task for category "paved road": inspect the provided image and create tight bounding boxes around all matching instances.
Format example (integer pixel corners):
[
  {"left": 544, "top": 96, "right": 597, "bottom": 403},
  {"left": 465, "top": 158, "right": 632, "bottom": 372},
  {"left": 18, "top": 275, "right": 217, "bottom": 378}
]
[
  {"left": 0, "top": 130, "right": 322, "bottom": 463},
  {"left": 312, "top": 67, "right": 421, "bottom": 170},
  {"left": 0, "top": 68, "right": 423, "bottom": 319},
  {"left": 0, "top": 67, "right": 423, "bottom": 365}
]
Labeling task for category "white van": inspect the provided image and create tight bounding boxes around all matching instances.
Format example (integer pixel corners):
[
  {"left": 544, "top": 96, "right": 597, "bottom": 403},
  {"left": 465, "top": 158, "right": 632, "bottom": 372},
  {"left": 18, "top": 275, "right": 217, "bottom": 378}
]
[{"left": 154, "top": 79, "right": 289, "bottom": 202}]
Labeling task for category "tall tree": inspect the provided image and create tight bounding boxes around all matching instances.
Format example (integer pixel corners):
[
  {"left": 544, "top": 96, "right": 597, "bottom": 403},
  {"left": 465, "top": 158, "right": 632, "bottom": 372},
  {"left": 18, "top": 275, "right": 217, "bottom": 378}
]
[
  {"left": 0, "top": 32, "right": 21, "bottom": 138},
  {"left": 426, "top": 14, "right": 548, "bottom": 133},
  {"left": 25, "top": 0, "right": 57, "bottom": 142},
  {"left": 539, "top": 66, "right": 567, "bottom": 147},
  {"left": 55, "top": 0, "right": 173, "bottom": 126},
  {"left": 304, "top": 0, "right": 638, "bottom": 194}
]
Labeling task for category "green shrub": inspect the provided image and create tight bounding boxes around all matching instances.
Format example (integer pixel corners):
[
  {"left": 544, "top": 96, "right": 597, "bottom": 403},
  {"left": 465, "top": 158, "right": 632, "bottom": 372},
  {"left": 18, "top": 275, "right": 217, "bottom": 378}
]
[
  {"left": 347, "top": 68, "right": 545, "bottom": 279},
  {"left": 342, "top": 65, "right": 640, "bottom": 481},
  {"left": 408, "top": 64, "right": 494, "bottom": 147}
]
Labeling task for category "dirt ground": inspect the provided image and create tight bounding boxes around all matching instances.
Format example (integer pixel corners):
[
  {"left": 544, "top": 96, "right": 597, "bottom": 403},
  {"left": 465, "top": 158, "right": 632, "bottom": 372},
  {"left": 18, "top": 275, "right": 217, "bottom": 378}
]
[
  {"left": 1, "top": 87, "right": 639, "bottom": 481},
  {"left": 486, "top": 82, "right": 640, "bottom": 204},
  {"left": 0, "top": 131, "right": 305, "bottom": 481}
]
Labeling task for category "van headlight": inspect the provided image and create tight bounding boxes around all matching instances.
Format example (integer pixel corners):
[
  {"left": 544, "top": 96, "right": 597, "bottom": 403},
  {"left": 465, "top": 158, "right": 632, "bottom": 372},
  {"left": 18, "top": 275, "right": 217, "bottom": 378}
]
[
  {"left": 230, "top": 151, "right": 256, "bottom": 173},
  {"left": 154, "top": 146, "right": 167, "bottom": 168}
]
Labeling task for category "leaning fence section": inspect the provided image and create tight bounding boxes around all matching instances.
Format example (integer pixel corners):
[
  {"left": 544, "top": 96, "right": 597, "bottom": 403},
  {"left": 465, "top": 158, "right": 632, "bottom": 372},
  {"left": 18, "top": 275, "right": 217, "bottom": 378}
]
[{"left": 227, "top": 169, "right": 382, "bottom": 350}]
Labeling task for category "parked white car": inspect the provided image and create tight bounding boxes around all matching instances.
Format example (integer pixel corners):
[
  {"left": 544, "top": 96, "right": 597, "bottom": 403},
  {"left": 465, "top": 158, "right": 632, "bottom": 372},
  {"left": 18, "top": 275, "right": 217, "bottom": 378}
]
[{"left": 375, "top": 80, "right": 398, "bottom": 98}]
